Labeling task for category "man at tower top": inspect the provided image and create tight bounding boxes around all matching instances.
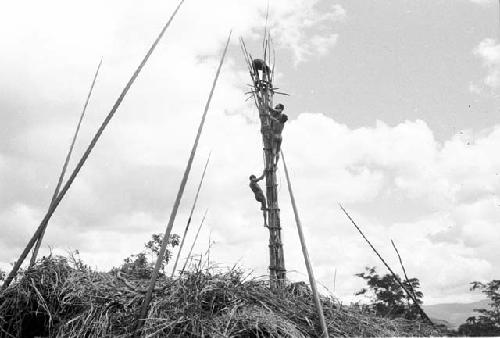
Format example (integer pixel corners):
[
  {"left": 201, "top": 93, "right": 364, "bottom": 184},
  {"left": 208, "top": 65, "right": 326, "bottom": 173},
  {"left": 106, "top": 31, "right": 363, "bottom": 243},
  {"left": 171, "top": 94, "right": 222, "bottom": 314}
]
[{"left": 252, "top": 58, "right": 271, "bottom": 82}]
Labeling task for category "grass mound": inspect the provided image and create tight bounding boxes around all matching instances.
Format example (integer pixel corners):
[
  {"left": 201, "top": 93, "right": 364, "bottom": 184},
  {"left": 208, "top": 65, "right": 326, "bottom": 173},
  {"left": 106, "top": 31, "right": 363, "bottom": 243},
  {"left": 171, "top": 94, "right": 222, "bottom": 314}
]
[{"left": 0, "top": 255, "right": 441, "bottom": 337}]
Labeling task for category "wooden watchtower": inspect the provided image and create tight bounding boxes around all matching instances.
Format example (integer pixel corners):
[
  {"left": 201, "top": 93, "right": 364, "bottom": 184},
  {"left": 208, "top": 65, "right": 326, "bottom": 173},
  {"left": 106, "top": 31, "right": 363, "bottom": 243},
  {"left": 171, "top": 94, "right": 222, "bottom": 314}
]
[{"left": 241, "top": 37, "right": 287, "bottom": 289}]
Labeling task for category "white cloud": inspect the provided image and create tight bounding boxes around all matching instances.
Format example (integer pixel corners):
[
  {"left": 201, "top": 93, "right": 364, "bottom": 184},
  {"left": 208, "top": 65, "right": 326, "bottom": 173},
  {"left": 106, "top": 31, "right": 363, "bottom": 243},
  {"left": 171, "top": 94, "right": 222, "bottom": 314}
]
[
  {"left": 266, "top": 1, "right": 346, "bottom": 64},
  {"left": 311, "top": 33, "right": 339, "bottom": 57},
  {"left": 3, "top": 106, "right": 500, "bottom": 305},
  {"left": 469, "top": 81, "right": 482, "bottom": 94},
  {"left": 473, "top": 38, "right": 500, "bottom": 91},
  {"left": 1, "top": 0, "right": 500, "bottom": 306},
  {"left": 469, "top": 0, "right": 496, "bottom": 5}
]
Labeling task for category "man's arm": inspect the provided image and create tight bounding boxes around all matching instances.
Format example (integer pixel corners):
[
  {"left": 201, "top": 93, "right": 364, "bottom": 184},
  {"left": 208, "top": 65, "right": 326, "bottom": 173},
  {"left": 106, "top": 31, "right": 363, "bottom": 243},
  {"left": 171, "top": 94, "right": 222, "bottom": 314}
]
[
  {"left": 256, "top": 170, "right": 265, "bottom": 181},
  {"left": 268, "top": 115, "right": 279, "bottom": 122},
  {"left": 268, "top": 105, "right": 279, "bottom": 116}
]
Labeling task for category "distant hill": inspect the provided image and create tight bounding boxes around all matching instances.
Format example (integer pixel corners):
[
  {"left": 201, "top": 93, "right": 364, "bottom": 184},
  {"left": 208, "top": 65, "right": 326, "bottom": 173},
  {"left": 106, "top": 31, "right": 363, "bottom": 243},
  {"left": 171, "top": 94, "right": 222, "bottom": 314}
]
[{"left": 423, "top": 299, "right": 490, "bottom": 329}]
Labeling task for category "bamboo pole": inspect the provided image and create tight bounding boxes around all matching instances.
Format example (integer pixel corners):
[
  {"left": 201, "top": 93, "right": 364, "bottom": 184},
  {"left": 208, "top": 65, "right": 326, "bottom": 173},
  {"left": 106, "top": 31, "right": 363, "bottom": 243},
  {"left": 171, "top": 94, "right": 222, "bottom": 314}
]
[
  {"left": 333, "top": 268, "right": 337, "bottom": 293},
  {"left": 171, "top": 152, "right": 211, "bottom": 277},
  {"left": 207, "top": 229, "right": 212, "bottom": 267},
  {"left": 1, "top": 0, "right": 186, "bottom": 292},
  {"left": 391, "top": 239, "right": 419, "bottom": 301},
  {"left": 134, "top": 32, "right": 231, "bottom": 335},
  {"left": 281, "top": 151, "right": 329, "bottom": 338},
  {"left": 30, "top": 59, "right": 103, "bottom": 267},
  {"left": 338, "top": 204, "right": 433, "bottom": 324},
  {"left": 180, "top": 208, "right": 208, "bottom": 275}
]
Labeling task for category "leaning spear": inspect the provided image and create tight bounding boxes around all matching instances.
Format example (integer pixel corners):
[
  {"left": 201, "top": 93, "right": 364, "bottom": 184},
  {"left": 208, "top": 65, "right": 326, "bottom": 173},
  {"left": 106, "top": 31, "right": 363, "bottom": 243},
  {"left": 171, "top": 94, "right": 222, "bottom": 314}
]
[
  {"left": 338, "top": 204, "right": 433, "bottom": 324},
  {"left": 1, "top": 0, "right": 186, "bottom": 292},
  {"left": 30, "top": 59, "right": 102, "bottom": 267},
  {"left": 134, "top": 31, "right": 231, "bottom": 335},
  {"left": 171, "top": 152, "right": 211, "bottom": 277},
  {"left": 180, "top": 208, "right": 209, "bottom": 275},
  {"left": 391, "top": 239, "right": 419, "bottom": 303}
]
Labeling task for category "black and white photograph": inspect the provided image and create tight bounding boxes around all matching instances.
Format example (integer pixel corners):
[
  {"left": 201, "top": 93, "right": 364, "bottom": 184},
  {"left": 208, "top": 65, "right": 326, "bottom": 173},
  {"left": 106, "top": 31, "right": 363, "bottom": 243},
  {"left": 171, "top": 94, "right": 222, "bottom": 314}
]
[{"left": 1, "top": 1, "right": 500, "bottom": 336}]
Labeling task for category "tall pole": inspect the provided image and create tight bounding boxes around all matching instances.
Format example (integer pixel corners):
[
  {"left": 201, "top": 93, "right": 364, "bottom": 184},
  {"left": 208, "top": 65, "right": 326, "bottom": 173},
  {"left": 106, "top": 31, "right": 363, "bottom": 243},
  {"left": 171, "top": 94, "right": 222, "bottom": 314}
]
[
  {"left": 261, "top": 83, "right": 286, "bottom": 288},
  {"left": 180, "top": 209, "right": 208, "bottom": 275},
  {"left": 134, "top": 32, "right": 231, "bottom": 335},
  {"left": 1, "top": 0, "right": 186, "bottom": 292},
  {"left": 391, "top": 239, "right": 419, "bottom": 301},
  {"left": 30, "top": 59, "right": 102, "bottom": 267},
  {"left": 282, "top": 151, "right": 329, "bottom": 338},
  {"left": 171, "top": 152, "right": 211, "bottom": 277},
  {"left": 339, "top": 204, "right": 433, "bottom": 324}
]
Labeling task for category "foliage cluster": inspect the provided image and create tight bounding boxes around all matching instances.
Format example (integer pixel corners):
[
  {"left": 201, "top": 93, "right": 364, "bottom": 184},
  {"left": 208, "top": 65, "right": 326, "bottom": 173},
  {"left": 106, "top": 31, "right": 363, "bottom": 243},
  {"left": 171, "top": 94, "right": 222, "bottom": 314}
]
[
  {"left": 119, "top": 233, "right": 180, "bottom": 278},
  {"left": 458, "top": 280, "right": 500, "bottom": 336},
  {"left": 355, "top": 266, "right": 423, "bottom": 320}
]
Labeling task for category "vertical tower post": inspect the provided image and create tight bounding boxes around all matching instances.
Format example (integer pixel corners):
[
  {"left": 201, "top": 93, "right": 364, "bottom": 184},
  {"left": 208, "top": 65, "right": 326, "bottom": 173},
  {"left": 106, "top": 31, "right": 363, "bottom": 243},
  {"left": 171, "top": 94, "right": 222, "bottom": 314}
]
[
  {"left": 241, "top": 37, "right": 286, "bottom": 289},
  {"left": 260, "top": 80, "right": 286, "bottom": 289}
]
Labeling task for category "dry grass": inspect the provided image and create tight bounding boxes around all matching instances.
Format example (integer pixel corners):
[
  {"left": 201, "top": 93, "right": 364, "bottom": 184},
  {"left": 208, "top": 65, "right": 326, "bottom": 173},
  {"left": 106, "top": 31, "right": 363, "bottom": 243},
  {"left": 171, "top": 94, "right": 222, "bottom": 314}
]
[{"left": 0, "top": 255, "right": 442, "bottom": 337}]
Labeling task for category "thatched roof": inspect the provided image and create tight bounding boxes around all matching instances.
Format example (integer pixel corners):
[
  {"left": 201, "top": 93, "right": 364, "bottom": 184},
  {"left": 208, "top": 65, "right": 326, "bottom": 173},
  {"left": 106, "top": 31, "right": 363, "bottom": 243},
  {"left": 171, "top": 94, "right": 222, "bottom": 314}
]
[{"left": 0, "top": 256, "right": 441, "bottom": 337}]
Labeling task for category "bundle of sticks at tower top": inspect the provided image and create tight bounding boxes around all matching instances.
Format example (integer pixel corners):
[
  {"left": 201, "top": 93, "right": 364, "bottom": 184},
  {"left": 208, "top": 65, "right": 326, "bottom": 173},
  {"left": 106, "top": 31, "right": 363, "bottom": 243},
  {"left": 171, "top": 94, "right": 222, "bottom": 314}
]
[{"left": 240, "top": 35, "right": 289, "bottom": 289}]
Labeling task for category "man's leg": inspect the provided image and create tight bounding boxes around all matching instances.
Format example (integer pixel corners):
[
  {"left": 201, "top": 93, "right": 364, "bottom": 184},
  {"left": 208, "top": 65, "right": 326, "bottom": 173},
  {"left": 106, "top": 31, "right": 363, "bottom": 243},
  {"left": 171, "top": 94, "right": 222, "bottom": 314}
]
[
  {"left": 261, "top": 200, "right": 268, "bottom": 228},
  {"left": 273, "top": 136, "right": 282, "bottom": 165}
]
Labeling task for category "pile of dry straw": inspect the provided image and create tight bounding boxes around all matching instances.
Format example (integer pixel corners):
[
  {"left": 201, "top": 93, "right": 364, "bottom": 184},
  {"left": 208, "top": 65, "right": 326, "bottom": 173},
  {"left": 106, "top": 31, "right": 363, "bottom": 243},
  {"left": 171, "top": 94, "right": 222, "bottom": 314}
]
[{"left": 0, "top": 255, "right": 441, "bottom": 337}]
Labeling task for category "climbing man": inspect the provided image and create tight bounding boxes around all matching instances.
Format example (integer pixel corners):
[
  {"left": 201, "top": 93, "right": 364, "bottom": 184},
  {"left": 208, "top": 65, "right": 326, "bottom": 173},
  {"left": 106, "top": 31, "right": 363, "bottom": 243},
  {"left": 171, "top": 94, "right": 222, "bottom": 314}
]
[
  {"left": 252, "top": 58, "right": 271, "bottom": 82},
  {"left": 269, "top": 103, "right": 284, "bottom": 118},
  {"left": 249, "top": 174, "right": 267, "bottom": 227},
  {"left": 269, "top": 103, "right": 288, "bottom": 164}
]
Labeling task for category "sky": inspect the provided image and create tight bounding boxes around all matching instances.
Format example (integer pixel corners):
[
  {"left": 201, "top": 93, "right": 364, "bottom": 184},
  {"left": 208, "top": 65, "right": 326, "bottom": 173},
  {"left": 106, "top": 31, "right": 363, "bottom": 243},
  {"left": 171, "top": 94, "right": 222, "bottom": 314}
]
[{"left": 1, "top": 0, "right": 500, "bottom": 305}]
